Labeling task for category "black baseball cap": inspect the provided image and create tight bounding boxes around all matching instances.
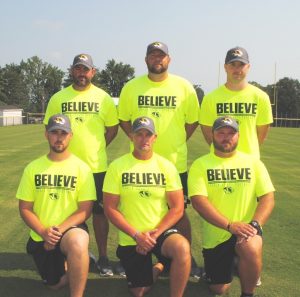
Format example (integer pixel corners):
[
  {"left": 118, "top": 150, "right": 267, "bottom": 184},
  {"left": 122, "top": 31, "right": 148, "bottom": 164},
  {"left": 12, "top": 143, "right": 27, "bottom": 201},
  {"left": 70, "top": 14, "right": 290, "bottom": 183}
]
[
  {"left": 225, "top": 46, "right": 249, "bottom": 64},
  {"left": 212, "top": 116, "right": 239, "bottom": 132},
  {"left": 146, "top": 42, "right": 169, "bottom": 55},
  {"left": 72, "top": 54, "right": 94, "bottom": 69},
  {"left": 46, "top": 114, "right": 71, "bottom": 133},
  {"left": 132, "top": 117, "right": 156, "bottom": 134}
]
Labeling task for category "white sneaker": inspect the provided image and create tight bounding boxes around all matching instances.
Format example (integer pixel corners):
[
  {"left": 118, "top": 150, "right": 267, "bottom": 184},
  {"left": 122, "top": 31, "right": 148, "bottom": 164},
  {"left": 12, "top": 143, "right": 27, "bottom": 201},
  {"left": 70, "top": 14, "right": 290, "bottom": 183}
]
[{"left": 256, "top": 276, "right": 262, "bottom": 286}]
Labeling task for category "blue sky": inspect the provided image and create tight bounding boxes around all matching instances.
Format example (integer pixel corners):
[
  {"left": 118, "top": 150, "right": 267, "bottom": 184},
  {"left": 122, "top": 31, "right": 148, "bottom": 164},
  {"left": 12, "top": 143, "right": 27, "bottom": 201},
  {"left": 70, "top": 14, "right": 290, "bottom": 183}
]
[{"left": 1, "top": 0, "right": 300, "bottom": 92}]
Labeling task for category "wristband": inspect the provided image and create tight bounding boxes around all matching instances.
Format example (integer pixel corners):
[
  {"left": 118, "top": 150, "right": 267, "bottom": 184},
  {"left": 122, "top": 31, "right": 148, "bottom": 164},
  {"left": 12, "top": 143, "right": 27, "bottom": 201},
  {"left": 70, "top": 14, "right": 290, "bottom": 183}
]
[
  {"left": 132, "top": 231, "right": 140, "bottom": 241},
  {"left": 249, "top": 220, "right": 263, "bottom": 236}
]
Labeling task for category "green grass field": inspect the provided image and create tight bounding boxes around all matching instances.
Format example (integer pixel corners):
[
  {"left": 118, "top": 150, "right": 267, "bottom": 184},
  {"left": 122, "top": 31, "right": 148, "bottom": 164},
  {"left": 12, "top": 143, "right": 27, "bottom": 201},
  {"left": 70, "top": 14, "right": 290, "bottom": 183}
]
[{"left": 0, "top": 125, "right": 299, "bottom": 297}]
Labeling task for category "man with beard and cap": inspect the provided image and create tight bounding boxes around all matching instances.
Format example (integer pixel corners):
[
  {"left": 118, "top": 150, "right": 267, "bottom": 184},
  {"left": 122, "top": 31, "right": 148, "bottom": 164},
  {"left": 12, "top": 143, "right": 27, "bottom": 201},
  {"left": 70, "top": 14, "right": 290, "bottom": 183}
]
[
  {"left": 43, "top": 54, "right": 122, "bottom": 277},
  {"left": 188, "top": 116, "right": 275, "bottom": 297},
  {"left": 118, "top": 42, "right": 201, "bottom": 278}
]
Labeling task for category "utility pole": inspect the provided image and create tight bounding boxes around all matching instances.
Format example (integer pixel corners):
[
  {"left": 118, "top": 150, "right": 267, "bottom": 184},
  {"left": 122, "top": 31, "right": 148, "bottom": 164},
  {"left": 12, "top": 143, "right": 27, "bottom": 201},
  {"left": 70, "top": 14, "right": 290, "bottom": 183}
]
[{"left": 274, "top": 63, "right": 278, "bottom": 127}]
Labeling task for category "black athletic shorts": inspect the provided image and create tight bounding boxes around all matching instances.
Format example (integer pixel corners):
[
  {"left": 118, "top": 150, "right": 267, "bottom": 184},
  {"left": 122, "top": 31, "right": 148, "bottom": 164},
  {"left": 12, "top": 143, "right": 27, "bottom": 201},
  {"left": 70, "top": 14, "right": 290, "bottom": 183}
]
[
  {"left": 26, "top": 223, "right": 88, "bottom": 286},
  {"left": 202, "top": 235, "right": 237, "bottom": 285},
  {"left": 92, "top": 172, "right": 106, "bottom": 214},
  {"left": 179, "top": 172, "right": 190, "bottom": 208},
  {"left": 203, "top": 232, "right": 263, "bottom": 285},
  {"left": 116, "top": 228, "right": 179, "bottom": 288}
]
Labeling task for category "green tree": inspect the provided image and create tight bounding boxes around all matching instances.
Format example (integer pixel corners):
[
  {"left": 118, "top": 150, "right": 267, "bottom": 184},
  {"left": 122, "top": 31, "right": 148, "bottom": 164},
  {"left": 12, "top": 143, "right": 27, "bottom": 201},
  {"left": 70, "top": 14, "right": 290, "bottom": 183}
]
[
  {"left": 249, "top": 81, "right": 266, "bottom": 92},
  {"left": 0, "top": 64, "right": 29, "bottom": 109},
  {"left": 0, "top": 67, "right": 8, "bottom": 103},
  {"left": 62, "top": 68, "right": 72, "bottom": 88},
  {"left": 20, "top": 56, "right": 64, "bottom": 112},
  {"left": 275, "top": 77, "right": 300, "bottom": 117},
  {"left": 95, "top": 59, "right": 135, "bottom": 97}
]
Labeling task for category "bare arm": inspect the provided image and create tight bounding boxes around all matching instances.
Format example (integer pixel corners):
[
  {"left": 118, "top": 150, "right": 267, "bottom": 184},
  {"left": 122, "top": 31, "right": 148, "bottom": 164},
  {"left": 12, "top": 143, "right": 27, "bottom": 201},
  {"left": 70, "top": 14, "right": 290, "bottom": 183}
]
[
  {"left": 256, "top": 124, "right": 270, "bottom": 145},
  {"left": 19, "top": 200, "right": 62, "bottom": 245},
  {"left": 119, "top": 120, "right": 132, "bottom": 138},
  {"left": 185, "top": 122, "right": 198, "bottom": 141},
  {"left": 104, "top": 193, "right": 137, "bottom": 238},
  {"left": 191, "top": 195, "right": 256, "bottom": 238},
  {"left": 191, "top": 195, "right": 229, "bottom": 230},
  {"left": 153, "top": 189, "right": 184, "bottom": 238},
  {"left": 200, "top": 125, "right": 213, "bottom": 145},
  {"left": 252, "top": 192, "right": 275, "bottom": 225},
  {"left": 105, "top": 124, "right": 119, "bottom": 146},
  {"left": 57, "top": 200, "right": 94, "bottom": 233},
  {"left": 19, "top": 199, "right": 93, "bottom": 242},
  {"left": 104, "top": 192, "right": 156, "bottom": 251}
]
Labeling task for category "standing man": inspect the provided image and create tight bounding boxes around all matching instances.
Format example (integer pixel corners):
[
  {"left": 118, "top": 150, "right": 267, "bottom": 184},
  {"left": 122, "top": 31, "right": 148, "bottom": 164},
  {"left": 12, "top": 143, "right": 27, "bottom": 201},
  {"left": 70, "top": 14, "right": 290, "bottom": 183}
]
[
  {"left": 188, "top": 116, "right": 275, "bottom": 297},
  {"left": 17, "top": 114, "right": 96, "bottom": 297},
  {"left": 103, "top": 117, "right": 191, "bottom": 297},
  {"left": 44, "top": 54, "right": 120, "bottom": 276},
  {"left": 118, "top": 42, "right": 200, "bottom": 277},
  {"left": 200, "top": 46, "right": 273, "bottom": 159}
]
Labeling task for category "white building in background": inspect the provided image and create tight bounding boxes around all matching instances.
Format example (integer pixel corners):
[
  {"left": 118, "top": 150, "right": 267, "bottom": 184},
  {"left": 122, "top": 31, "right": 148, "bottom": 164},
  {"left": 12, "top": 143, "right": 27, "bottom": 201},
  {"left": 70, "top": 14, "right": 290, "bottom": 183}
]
[{"left": 0, "top": 105, "right": 23, "bottom": 126}]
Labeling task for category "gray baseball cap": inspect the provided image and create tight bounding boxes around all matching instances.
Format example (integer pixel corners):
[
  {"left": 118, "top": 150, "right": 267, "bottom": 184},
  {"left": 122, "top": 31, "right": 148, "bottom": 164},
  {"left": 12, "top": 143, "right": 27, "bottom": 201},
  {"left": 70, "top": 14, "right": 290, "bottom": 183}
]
[
  {"left": 146, "top": 41, "right": 169, "bottom": 55},
  {"left": 72, "top": 54, "right": 94, "bottom": 69},
  {"left": 46, "top": 114, "right": 71, "bottom": 133},
  {"left": 212, "top": 116, "right": 239, "bottom": 132},
  {"left": 225, "top": 46, "right": 249, "bottom": 64},
  {"left": 132, "top": 117, "right": 156, "bottom": 134}
]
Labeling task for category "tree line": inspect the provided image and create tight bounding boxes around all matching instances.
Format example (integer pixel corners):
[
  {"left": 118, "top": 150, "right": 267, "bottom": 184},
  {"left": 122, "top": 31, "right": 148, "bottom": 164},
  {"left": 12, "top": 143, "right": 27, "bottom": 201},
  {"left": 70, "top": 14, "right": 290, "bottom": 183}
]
[{"left": 0, "top": 56, "right": 299, "bottom": 119}]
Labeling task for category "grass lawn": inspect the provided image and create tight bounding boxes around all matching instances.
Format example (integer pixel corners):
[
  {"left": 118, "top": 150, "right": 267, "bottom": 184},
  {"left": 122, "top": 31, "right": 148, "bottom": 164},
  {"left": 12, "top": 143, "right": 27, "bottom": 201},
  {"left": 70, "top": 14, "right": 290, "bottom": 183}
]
[{"left": 0, "top": 125, "right": 299, "bottom": 297}]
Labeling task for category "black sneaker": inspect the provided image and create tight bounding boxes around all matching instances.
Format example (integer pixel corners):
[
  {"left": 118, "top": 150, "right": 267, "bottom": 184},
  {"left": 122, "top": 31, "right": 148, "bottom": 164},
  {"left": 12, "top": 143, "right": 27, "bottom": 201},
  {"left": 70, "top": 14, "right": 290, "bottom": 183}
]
[
  {"left": 115, "top": 261, "right": 126, "bottom": 277},
  {"left": 96, "top": 256, "right": 114, "bottom": 277}
]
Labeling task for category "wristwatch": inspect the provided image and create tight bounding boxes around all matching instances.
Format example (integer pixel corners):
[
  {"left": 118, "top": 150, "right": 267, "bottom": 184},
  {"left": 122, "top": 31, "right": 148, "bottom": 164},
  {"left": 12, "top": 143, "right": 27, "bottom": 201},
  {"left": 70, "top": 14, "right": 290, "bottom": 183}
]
[{"left": 249, "top": 220, "right": 263, "bottom": 236}]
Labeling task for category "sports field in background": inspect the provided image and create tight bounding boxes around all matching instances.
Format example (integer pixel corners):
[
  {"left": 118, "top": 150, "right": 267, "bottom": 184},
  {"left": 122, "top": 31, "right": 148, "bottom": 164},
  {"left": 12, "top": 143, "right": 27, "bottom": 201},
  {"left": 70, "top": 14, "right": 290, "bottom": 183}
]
[{"left": 0, "top": 125, "right": 299, "bottom": 297}]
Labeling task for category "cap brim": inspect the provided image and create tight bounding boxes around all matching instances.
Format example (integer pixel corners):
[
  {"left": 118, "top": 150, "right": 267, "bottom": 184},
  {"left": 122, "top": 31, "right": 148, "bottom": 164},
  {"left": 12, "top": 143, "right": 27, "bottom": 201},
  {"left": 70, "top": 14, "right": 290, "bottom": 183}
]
[
  {"left": 213, "top": 125, "right": 238, "bottom": 132},
  {"left": 147, "top": 49, "right": 168, "bottom": 55},
  {"left": 73, "top": 62, "right": 93, "bottom": 69},
  {"left": 133, "top": 127, "right": 155, "bottom": 134},
  {"left": 47, "top": 126, "right": 71, "bottom": 133},
  {"left": 226, "top": 58, "right": 249, "bottom": 64}
]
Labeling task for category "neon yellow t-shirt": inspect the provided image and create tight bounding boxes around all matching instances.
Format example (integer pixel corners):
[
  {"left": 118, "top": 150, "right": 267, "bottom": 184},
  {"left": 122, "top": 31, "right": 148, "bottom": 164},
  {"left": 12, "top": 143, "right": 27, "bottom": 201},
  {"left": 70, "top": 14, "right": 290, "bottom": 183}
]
[
  {"left": 16, "top": 154, "right": 96, "bottom": 242},
  {"left": 199, "top": 84, "right": 273, "bottom": 158},
  {"left": 44, "top": 84, "right": 119, "bottom": 172},
  {"left": 118, "top": 74, "right": 199, "bottom": 173},
  {"left": 188, "top": 151, "right": 275, "bottom": 249},
  {"left": 103, "top": 152, "right": 182, "bottom": 246}
]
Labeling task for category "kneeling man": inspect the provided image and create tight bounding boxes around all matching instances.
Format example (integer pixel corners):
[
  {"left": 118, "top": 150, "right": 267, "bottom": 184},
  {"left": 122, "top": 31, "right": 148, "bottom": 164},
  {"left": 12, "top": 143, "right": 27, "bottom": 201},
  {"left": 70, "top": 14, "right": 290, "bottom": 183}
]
[
  {"left": 17, "top": 114, "right": 96, "bottom": 297},
  {"left": 189, "top": 116, "right": 275, "bottom": 297},
  {"left": 103, "top": 116, "right": 191, "bottom": 297}
]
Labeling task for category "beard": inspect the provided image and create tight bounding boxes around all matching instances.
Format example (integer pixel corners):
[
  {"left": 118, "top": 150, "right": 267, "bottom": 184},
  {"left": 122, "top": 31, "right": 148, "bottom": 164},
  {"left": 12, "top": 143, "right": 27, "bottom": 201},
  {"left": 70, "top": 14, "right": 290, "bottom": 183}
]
[
  {"left": 213, "top": 139, "right": 238, "bottom": 153},
  {"left": 72, "top": 75, "right": 91, "bottom": 88},
  {"left": 50, "top": 143, "right": 67, "bottom": 153},
  {"left": 146, "top": 62, "right": 168, "bottom": 74}
]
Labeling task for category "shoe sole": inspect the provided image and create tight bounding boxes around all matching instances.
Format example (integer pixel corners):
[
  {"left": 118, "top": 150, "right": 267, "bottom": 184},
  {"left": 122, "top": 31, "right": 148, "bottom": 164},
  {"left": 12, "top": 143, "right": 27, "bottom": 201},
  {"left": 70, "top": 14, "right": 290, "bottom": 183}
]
[{"left": 99, "top": 272, "right": 114, "bottom": 277}]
